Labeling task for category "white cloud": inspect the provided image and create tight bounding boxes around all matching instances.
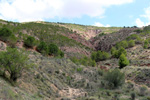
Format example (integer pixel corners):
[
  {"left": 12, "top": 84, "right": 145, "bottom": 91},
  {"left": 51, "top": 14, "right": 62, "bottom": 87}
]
[
  {"left": 0, "top": 0, "right": 134, "bottom": 22},
  {"left": 135, "top": 18, "right": 145, "bottom": 27},
  {"left": 94, "top": 22, "right": 110, "bottom": 27},
  {"left": 136, "top": 7, "right": 150, "bottom": 27}
]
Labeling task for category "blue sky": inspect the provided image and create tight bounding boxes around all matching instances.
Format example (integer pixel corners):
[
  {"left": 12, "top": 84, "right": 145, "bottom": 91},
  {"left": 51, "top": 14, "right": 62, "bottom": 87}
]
[{"left": 0, "top": 0, "right": 150, "bottom": 27}]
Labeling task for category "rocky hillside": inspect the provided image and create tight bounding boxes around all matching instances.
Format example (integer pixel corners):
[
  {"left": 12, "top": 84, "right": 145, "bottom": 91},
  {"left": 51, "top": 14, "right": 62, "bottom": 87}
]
[
  {"left": 90, "top": 28, "right": 138, "bottom": 51},
  {"left": 56, "top": 23, "right": 122, "bottom": 40},
  {"left": 1, "top": 19, "right": 150, "bottom": 100}
]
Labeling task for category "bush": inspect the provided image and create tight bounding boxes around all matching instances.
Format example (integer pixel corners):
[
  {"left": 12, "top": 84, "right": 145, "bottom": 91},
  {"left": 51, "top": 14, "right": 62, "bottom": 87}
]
[
  {"left": 139, "top": 85, "right": 148, "bottom": 96},
  {"left": 24, "top": 36, "right": 36, "bottom": 48},
  {"left": 0, "top": 27, "right": 12, "bottom": 41},
  {"left": 112, "top": 47, "right": 127, "bottom": 58},
  {"left": 118, "top": 47, "right": 127, "bottom": 57},
  {"left": 36, "top": 41, "right": 48, "bottom": 55},
  {"left": 144, "top": 40, "right": 149, "bottom": 49},
  {"left": 91, "top": 52, "right": 97, "bottom": 61},
  {"left": 0, "top": 47, "right": 28, "bottom": 82},
  {"left": 143, "top": 26, "right": 150, "bottom": 33},
  {"left": 104, "top": 68, "right": 125, "bottom": 89},
  {"left": 126, "top": 34, "right": 139, "bottom": 41},
  {"left": 8, "top": 34, "right": 17, "bottom": 48},
  {"left": 59, "top": 50, "right": 64, "bottom": 57},
  {"left": 131, "top": 92, "right": 136, "bottom": 100},
  {"left": 116, "top": 40, "right": 128, "bottom": 49},
  {"left": 128, "top": 40, "right": 135, "bottom": 47},
  {"left": 91, "top": 51, "right": 110, "bottom": 62},
  {"left": 71, "top": 56, "right": 96, "bottom": 67},
  {"left": 134, "top": 29, "right": 143, "bottom": 33},
  {"left": 119, "top": 53, "right": 129, "bottom": 69},
  {"left": 48, "top": 43, "right": 59, "bottom": 56},
  {"left": 111, "top": 47, "right": 120, "bottom": 58}
]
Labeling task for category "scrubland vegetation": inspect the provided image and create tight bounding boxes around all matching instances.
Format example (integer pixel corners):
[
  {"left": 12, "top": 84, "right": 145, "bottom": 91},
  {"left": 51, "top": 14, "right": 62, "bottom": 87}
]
[{"left": 0, "top": 19, "right": 150, "bottom": 100}]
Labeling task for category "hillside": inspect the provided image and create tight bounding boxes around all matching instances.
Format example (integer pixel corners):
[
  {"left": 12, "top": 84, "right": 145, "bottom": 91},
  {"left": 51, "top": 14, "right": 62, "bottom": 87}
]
[
  {"left": 0, "top": 19, "right": 150, "bottom": 100},
  {"left": 55, "top": 22, "right": 122, "bottom": 40}
]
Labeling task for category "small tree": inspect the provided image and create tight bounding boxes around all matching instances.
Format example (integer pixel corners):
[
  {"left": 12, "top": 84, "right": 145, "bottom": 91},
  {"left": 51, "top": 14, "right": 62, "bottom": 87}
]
[
  {"left": 36, "top": 41, "right": 48, "bottom": 55},
  {"left": 119, "top": 54, "right": 129, "bottom": 69},
  {"left": 0, "top": 47, "right": 28, "bottom": 82},
  {"left": 24, "top": 36, "right": 36, "bottom": 48}
]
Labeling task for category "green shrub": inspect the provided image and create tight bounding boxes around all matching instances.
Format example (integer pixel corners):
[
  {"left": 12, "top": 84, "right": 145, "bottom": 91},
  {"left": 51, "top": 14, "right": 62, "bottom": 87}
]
[
  {"left": 0, "top": 27, "right": 12, "bottom": 41},
  {"left": 48, "top": 43, "right": 59, "bottom": 56},
  {"left": 143, "top": 26, "right": 150, "bottom": 33},
  {"left": 71, "top": 56, "right": 96, "bottom": 67},
  {"left": 59, "top": 50, "right": 64, "bottom": 57},
  {"left": 144, "top": 40, "right": 149, "bottom": 49},
  {"left": 118, "top": 47, "right": 127, "bottom": 57},
  {"left": 134, "top": 29, "right": 143, "bottom": 33},
  {"left": 128, "top": 40, "right": 135, "bottom": 47},
  {"left": 112, "top": 47, "right": 127, "bottom": 58},
  {"left": 119, "top": 53, "right": 129, "bottom": 69},
  {"left": 91, "top": 51, "right": 110, "bottom": 62},
  {"left": 116, "top": 40, "right": 128, "bottom": 49},
  {"left": 8, "top": 34, "right": 17, "bottom": 48},
  {"left": 126, "top": 34, "right": 139, "bottom": 41},
  {"left": 36, "top": 41, "right": 48, "bottom": 55},
  {"left": 104, "top": 69, "right": 125, "bottom": 89},
  {"left": 111, "top": 47, "right": 116, "bottom": 56},
  {"left": 0, "top": 47, "right": 28, "bottom": 82},
  {"left": 89, "top": 59, "right": 96, "bottom": 67},
  {"left": 77, "top": 67, "right": 83, "bottom": 72},
  {"left": 91, "top": 52, "right": 97, "bottom": 61},
  {"left": 24, "top": 36, "right": 36, "bottom": 48}
]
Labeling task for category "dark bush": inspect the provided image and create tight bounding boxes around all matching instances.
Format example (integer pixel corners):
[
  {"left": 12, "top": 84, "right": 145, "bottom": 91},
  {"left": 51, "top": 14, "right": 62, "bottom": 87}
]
[
  {"left": 36, "top": 41, "right": 48, "bottom": 55},
  {"left": 134, "top": 29, "right": 143, "bottom": 33},
  {"left": 48, "top": 43, "right": 59, "bottom": 56},
  {"left": 24, "top": 36, "right": 36, "bottom": 48},
  {"left": 59, "top": 50, "right": 64, "bottom": 57},
  {"left": 131, "top": 92, "right": 136, "bottom": 100},
  {"left": 0, "top": 27, "right": 12, "bottom": 41}
]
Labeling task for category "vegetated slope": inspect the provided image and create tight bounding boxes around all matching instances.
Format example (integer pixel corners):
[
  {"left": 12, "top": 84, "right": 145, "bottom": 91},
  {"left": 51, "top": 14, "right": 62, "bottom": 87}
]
[
  {"left": 0, "top": 40, "right": 150, "bottom": 100},
  {"left": 1, "top": 19, "right": 150, "bottom": 100},
  {"left": 0, "top": 20, "right": 94, "bottom": 57},
  {"left": 55, "top": 22, "right": 122, "bottom": 40},
  {"left": 90, "top": 28, "right": 138, "bottom": 51}
]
